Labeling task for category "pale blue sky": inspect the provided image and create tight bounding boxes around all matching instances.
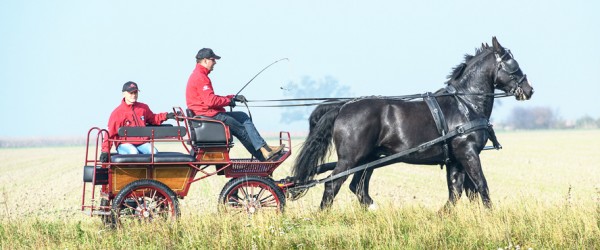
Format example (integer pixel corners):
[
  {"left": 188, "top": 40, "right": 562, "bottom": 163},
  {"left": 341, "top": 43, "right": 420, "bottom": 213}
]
[{"left": 1, "top": 0, "right": 598, "bottom": 137}]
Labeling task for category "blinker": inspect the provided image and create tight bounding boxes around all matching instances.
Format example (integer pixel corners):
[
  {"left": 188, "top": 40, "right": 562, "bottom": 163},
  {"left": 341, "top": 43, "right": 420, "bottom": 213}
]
[{"left": 502, "top": 59, "right": 520, "bottom": 74}]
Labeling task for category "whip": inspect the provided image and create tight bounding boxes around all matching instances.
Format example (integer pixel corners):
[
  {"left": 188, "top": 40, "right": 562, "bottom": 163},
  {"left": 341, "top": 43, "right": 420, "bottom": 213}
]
[{"left": 235, "top": 58, "right": 289, "bottom": 96}]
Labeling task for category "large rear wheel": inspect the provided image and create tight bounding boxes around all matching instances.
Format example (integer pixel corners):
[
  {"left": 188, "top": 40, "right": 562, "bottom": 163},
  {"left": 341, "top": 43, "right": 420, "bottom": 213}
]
[
  {"left": 109, "top": 179, "right": 180, "bottom": 227},
  {"left": 218, "top": 176, "right": 285, "bottom": 214}
]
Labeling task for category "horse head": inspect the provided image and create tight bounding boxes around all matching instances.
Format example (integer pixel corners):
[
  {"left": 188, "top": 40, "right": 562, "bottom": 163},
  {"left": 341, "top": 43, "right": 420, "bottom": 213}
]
[{"left": 490, "top": 37, "right": 534, "bottom": 100}]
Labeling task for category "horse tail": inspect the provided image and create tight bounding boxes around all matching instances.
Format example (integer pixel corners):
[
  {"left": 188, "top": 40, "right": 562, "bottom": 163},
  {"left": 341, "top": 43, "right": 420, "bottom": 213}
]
[
  {"left": 292, "top": 101, "right": 345, "bottom": 184},
  {"left": 308, "top": 99, "right": 346, "bottom": 133}
]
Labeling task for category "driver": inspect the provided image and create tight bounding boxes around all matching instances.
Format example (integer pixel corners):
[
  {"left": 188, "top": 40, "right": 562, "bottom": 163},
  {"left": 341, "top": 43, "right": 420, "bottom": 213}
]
[
  {"left": 99, "top": 81, "right": 176, "bottom": 162},
  {"left": 186, "top": 48, "right": 284, "bottom": 161}
]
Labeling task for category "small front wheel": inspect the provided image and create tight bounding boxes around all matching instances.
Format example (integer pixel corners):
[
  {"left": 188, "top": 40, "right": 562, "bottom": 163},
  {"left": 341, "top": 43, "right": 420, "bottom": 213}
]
[
  {"left": 110, "top": 179, "right": 180, "bottom": 227},
  {"left": 218, "top": 176, "right": 285, "bottom": 214}
]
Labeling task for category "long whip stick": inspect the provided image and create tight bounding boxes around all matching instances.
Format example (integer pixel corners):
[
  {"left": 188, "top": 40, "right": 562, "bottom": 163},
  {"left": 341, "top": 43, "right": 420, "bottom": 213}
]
[{"left": 235, "top": 58, "right": 289, "bottom": 96}]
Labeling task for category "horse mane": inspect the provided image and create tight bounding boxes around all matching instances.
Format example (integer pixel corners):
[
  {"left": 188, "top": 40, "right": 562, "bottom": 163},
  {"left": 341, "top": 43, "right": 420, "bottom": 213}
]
[{"left": 446, "top": 44, "right": 492, "bottom": 83}]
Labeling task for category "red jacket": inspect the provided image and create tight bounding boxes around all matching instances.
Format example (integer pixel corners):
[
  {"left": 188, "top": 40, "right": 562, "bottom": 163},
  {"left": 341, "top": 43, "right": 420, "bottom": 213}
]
[
  {"left": 102, "top": 99, "right": 168, "bottom": 152},
  {"left": 186, "top": 64, "right": 234, "bottom": 117}
]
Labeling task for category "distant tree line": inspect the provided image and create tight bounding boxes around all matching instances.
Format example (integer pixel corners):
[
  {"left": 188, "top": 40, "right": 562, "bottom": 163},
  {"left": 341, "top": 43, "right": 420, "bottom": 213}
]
[
  {"left": 1, "top": 107, "right": 598, "bottom": 148},
  {"left": 0, "top": 137, "right": 86, "bottom": 148},
  {"left": 499, "top": 106, "right": 600, "bottom": 130}
]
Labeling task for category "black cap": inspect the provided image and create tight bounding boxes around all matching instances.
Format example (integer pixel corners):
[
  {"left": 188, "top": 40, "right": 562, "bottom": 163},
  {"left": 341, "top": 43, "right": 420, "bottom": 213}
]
[
  {"left": 122, "top": 81, "right": 139, "bottom": 92},
  {"left": 195, "top": 48, "right": 221, "bottom": 60}
]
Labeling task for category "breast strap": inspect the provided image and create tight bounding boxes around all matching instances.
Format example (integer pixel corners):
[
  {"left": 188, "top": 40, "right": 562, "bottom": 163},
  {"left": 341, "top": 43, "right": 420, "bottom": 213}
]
[{"left": 422, "top": 92, "right": 451, "bottom": 166}]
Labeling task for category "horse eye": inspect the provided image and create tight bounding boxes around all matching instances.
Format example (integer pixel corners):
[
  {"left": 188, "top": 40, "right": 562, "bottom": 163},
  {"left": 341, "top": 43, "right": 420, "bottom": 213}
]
[{"left": 503, "top": 59, "right": 520, "bottom": 74}]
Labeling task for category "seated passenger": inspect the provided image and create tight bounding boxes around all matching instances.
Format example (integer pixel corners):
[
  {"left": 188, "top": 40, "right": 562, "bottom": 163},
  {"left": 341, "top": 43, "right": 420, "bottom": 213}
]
[
  {"left": 99, "top": 81, "right": 175, "bottom": 162},
  {"left": 186, "top": 48, "right": 284, "bottom": 161}
]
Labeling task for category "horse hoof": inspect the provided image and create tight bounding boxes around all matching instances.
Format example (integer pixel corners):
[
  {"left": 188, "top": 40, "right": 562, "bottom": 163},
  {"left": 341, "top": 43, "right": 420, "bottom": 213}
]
[{"left": 368, "top": 203, "right": 378, "bottom": 211}]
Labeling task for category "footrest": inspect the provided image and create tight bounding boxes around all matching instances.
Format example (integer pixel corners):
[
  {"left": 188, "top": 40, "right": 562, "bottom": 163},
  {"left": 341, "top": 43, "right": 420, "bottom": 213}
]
[{"left": 224, "top": 159, "right": 282, "bottom": 177}]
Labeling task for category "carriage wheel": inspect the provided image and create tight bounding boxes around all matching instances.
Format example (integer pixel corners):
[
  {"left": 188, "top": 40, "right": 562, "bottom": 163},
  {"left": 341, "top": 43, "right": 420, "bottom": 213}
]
[
  {"left": 218, "top": 176, "right": 286, "bottom": 214},
  {"left": 109, "top": 179, "right": 180, "bottom": 227}
]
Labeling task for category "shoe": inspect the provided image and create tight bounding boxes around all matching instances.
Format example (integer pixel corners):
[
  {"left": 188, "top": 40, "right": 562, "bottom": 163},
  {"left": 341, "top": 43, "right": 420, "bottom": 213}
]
[
  {"left": 269, "top": 144, "right": 285, "bottom": 152},
  {"left": 261, "top": 144, "right": 285, "bottom": 161}
]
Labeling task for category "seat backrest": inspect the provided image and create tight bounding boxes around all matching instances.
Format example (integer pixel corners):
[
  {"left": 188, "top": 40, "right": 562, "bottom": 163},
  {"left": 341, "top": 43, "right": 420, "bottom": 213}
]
[
  {"left": 186, "top": 109, "right": 229, "bottom": 145},
  {"left": 118, "top": 125, "right": 187, "bottom": 138}
]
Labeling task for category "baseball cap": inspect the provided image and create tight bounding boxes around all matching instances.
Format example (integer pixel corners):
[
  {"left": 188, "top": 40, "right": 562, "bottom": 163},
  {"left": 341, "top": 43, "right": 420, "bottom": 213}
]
[
  {"left": 122, "top": 81, "right": 139, "bottom": 92},
  {"left": 195, "top": 48, "right": 221, "bottom": 60}
]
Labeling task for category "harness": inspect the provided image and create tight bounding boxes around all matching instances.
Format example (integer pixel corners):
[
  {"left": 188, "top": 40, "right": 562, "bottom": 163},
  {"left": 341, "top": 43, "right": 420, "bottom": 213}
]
[
  {"left": 291, "top": 117, "right": 495, "bottom": 191},
  {"left": 422, "top": 89, "right": 503, "bottom": 169},
  {"left": 422, "top": 92, "right": 450, "bottom": 166}
]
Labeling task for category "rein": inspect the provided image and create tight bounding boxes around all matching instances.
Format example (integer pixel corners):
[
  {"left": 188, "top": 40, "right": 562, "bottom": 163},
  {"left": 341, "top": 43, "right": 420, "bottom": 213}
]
[{"left": 244, "top": 92, "right": 512, "bottom": 107}]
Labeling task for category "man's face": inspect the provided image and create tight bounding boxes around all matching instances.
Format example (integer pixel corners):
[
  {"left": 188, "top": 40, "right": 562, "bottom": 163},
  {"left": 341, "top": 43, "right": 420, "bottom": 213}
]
[
  {"left": 123, "top": 90, "right": 138, "bottom": 105},
  {"left": 204, "top": 58, "right": 217, "bottom": 72}
]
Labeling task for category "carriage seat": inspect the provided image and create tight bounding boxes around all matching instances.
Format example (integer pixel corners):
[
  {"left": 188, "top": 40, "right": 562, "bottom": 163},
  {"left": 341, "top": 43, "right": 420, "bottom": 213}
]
[
  {"left": 110, "top": 125, "right": 196, "bottom": 163},
  {"left": 185, "top": 109, "right": 232, "bottom": 148}
]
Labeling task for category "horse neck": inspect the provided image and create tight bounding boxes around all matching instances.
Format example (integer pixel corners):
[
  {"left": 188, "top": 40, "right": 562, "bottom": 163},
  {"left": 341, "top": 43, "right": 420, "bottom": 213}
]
[{"left": 449, "top": 52, "right": 497, "bottom": 118}]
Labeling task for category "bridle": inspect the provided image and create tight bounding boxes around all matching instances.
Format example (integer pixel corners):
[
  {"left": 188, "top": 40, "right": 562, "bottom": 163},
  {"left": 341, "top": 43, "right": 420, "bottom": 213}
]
[{"left": 494, "top": 49, "right": 527, "bottom": 97}]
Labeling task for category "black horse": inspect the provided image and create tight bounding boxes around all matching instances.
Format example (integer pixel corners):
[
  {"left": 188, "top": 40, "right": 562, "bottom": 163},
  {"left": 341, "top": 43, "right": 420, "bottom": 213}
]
[{"left": 291, "top": 37, "right": 534, "bottom": 210}]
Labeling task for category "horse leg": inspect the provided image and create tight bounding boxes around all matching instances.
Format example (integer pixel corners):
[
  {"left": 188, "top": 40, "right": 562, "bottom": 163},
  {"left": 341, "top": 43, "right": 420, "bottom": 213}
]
[
  {"left": 443, "top": 162, "right": 466, "bottom": 211},
  {"left": 456, "top": 153, "right": 492, "bottom": 209},
  {"left": 349, "top": 169, "right": 375, "bottom": 209},
  {"left": 320, "top": 159, "right": 356, "bottom": 210},
  {"left": 316, "top": 162, "right": 337, "bottom": 174},
  {"left": 464, "top": 174, "right": 479, "bottom": 202}
]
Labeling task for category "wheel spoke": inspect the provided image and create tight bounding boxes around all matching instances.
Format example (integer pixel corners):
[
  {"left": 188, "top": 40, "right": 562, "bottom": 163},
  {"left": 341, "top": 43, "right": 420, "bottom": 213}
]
[
  {"left": 239, "top": 186, "right": 249, "bottom": 200},
  {"left": 259, "top": 195, "right": 277, "bottom": 206},
  {"left": 227, "top": 196, "right": 242, "bottom": 206},
  {"left": 150, "top": 189, "right": 157, "bottom": 201},
  {"left": 256, "top": 188, "right": 266, "bottom": 199},
  {"left": 155, "top": 197, "right": 168, "bottom": 208},
  {"left": 129, "top": 192, "right": 142, "bottom": 208},
  {"left": 260, "top": 198, "right": 278, "bottom": 207}
]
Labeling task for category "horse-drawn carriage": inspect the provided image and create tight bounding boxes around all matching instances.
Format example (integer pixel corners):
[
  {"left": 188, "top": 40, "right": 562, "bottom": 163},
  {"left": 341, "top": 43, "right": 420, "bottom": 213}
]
[
  {"left": 82, "top": 37, "right": 534, "bottom": 226},
  {"left": 81, "top": 107, "right": 294, "bottom": 226}
]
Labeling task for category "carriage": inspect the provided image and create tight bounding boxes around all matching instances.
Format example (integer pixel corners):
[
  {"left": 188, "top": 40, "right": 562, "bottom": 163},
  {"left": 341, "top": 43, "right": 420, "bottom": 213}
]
[
  {"left": 81, "top": 107, "right": 295, "bottom": 226},
  {"left": 82, "top": 37, "right": 534, "bottom": 225}
]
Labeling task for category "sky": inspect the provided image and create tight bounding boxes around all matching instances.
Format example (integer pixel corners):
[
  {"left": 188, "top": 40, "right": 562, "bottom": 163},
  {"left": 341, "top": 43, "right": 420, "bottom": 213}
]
[{"left": 1, "top": 0, "right": 599, "bottom": 137}]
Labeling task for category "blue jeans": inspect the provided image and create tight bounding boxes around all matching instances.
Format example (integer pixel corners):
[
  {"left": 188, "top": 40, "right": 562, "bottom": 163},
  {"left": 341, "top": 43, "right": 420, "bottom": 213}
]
[
  {"left": 117, "top": 142, "right": 158, "bottom": 154},
  {"left": 213, "top": 112, "right": 267, "bottom": 160}
]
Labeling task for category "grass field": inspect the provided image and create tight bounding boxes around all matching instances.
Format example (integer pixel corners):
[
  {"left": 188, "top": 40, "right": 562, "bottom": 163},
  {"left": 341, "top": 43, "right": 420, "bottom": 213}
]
[{"left": 0, "top": 130, "right": 599, "bottom": 249}]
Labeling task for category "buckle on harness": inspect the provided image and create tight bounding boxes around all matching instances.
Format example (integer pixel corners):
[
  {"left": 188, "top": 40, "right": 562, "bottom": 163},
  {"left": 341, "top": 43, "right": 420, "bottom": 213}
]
[{"left": 457, "top": 126, "right": 465, "bottom": 134}]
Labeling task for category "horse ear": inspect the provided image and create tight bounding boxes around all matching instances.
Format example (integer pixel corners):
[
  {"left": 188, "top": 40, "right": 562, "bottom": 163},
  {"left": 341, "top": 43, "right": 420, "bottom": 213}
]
[{"left": 492, "top": 36, "right": 503, "bottom": 52}]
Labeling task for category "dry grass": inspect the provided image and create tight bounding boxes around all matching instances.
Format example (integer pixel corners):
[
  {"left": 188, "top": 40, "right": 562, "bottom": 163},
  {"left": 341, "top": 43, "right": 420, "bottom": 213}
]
[{"left": 0, "top": 130, "right": 599, "bottom": 249}]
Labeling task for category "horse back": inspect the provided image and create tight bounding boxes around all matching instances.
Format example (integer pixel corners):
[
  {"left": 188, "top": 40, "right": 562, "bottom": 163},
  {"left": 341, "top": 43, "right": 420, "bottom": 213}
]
[{"left": 334, "top": 98, "right": 446, "bottom": 164}]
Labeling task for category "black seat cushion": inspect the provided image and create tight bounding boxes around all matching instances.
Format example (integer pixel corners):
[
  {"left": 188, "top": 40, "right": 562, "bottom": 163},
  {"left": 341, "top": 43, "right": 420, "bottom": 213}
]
[
  {"left": 111, "top": 154, "right": 152, "bottom": 163},
  {"left": 153, "top": 152, "right": 196, "bottom": 163},
  {"left": 111, "top": 152, "right": 195, "bottom": 163}
]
